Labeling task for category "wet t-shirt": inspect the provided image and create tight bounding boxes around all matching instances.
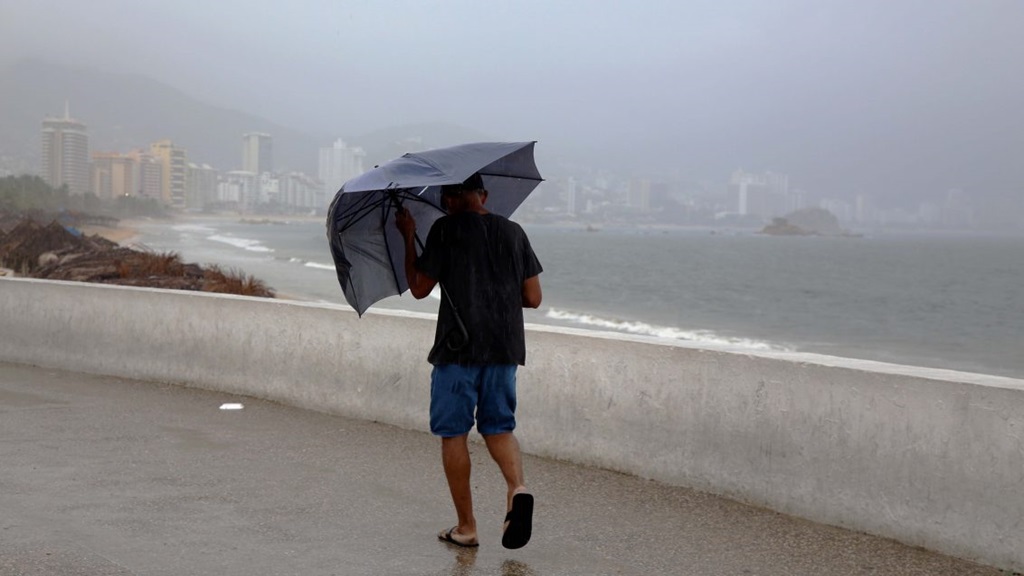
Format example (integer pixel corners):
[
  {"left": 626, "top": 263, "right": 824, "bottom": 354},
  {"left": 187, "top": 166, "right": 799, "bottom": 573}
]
[{"left": 416, "top": 212, "right": 542, "bottom": 366}]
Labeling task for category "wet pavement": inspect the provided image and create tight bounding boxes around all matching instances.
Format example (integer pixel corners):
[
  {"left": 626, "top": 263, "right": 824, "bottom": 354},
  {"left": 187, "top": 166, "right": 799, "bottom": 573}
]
[{"left": 0, "top": 362, "right": 1003, "bottom": 576}]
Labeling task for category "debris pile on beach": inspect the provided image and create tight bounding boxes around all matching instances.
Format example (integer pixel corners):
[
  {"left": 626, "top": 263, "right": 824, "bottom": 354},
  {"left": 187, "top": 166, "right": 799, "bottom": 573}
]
[{"left": 0, "top": 217, "right": 275, "bottom": 298}]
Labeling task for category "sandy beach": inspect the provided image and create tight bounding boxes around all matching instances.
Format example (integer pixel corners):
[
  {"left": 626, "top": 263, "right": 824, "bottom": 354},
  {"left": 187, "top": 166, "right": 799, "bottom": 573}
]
[
  {"left": 78, "top": 221, "right": 141, "bottom": 245},
  {"left": 77, "top": 213, "right": 324, "bottom": 247}
]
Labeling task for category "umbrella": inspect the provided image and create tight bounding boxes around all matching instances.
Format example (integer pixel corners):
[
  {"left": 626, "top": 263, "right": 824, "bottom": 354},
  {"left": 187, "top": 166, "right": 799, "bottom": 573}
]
[{"left": 326, "top": 141, "right": 543, "bottom": 316}]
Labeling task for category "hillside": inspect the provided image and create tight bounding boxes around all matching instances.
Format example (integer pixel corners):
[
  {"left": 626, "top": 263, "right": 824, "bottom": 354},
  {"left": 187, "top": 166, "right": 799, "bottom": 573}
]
[
  {"left": 0, "top": 59, "right": 327, "bottom": 174},
  {"left": 0, "top": 59, "right": 508, "bottom": 181}
]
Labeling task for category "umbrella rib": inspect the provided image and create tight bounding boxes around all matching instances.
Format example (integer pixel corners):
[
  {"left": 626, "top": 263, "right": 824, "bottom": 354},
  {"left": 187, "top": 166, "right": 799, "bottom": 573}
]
[
  {"left": 337, "top": 197, "right": 388, "bottom": 234},
  {"left": 401, "top": 193, "right": 444, "bottom": 214},
  {"left": 336, "top": 191, "right": 378, "bottom": 221},
  {"left": 342, "top": 190, "right": 383, "bottom": 218},
  {"left": 335, "top": 188, "right": 441, "bottom": 237},
  {"left": 380, "top": 195, "right": 403, "bottom": 293},
  {"left": 476, "top": 172, "right": 544, "bottom": 182}
]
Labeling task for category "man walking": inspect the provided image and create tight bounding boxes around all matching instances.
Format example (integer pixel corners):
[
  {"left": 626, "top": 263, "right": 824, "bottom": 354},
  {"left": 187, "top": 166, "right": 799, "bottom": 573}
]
[{"left": 395, "top": 172, "right": 542, "bottom": 550}]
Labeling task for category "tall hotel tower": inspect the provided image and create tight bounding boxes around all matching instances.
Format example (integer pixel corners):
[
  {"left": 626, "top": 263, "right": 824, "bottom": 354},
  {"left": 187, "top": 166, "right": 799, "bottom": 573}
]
[
  {"left": 242, "top": 132, "right": 273, "bottom": 175},
  {"left": 41, "top": 102, "right": 89, "bottom": 194},
  {"left": 318, "top": 138, "right": 365, "bottom": 197},
  {"left": 150, "top": 140, "right": 188, "bottom": 208}
]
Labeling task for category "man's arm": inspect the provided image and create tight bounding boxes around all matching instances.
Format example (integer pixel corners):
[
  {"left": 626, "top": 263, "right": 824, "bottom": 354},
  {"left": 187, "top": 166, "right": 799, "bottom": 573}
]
[
  {"left": 522, "top": 274, "right": 542, "bottom": 308},
  {"left": 395, "top": 208, "right": 437, "bottom": 299}
]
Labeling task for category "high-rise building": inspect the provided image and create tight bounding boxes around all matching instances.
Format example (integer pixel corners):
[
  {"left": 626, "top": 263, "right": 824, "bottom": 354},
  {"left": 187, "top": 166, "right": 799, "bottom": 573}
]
[
  {"left": 221, "top": 170, "right": 259, "bottom": 209},
  {"left": 186, "top": 163, "right": 219, "bottom": 210},
  {"left": 318, "top": 138, "right": 365, "bottom": 197},
  {"left": 242, "top": 132, "right": 273, "bottom": 175},
  {"left": 40, "top": 102, "right": 90, "bottom": 194},
  {"left": 628, "top": 178, "right": 651, "bottom": 212},
  {"left": 124, "top": 150, "right": 165, "bottom": 200},
  {"left": 729, "top": 169, "right": 790, "bottom": 218},
  {"left": 566, "top": 177, "right": 578, "bottom": 216},
  {"left": 259, "top": 172, "right": 280, "bottom": 204},
  {"left": 90, "top": 152, "right": 138, "bottom": 199},
  {"left": 90, "top": 159, "right": 111, "bottom": 200},
  {"left": 279, "top": 171, "right": 323, "bottom": 210},
  {"left": 149, "top": 140, "right": 187, "bottom": 208}
]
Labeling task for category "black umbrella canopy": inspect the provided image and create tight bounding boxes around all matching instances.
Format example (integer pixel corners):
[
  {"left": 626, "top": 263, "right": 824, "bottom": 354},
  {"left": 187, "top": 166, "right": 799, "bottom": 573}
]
[{"left": 326, "top": 141, "right": 542, "bottom": 315}]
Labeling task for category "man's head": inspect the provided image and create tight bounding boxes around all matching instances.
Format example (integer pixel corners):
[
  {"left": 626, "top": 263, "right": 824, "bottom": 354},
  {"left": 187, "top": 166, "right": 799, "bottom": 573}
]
[{"left": 441, "top": 173, "right": 488, "bottom": 214}]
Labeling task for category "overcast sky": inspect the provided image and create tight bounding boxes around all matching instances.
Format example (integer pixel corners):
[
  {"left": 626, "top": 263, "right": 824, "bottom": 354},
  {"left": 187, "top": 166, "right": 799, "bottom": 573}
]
[{"left": 2, "top": 0, "right": 1022, "bottom": 196}]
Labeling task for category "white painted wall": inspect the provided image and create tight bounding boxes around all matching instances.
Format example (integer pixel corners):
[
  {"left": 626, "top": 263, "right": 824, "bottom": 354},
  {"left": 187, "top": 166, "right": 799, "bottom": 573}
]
[{"left": 2, "top": 277, "right": 1022, "bottom": 571}]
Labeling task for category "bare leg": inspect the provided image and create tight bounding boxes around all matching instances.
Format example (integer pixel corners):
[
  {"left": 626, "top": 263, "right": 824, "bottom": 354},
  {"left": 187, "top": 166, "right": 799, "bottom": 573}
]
[
  {"left": 441, "top": 434, "right": 477, "bottom": 542},
  {"left": 482, "top": 432, "right": 528, "bottom": 509}
]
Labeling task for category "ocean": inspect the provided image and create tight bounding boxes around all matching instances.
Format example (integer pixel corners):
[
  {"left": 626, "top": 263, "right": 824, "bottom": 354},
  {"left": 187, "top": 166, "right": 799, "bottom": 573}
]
[{"left": 130, "top": 216, "right": 1024, "bottom": 380}]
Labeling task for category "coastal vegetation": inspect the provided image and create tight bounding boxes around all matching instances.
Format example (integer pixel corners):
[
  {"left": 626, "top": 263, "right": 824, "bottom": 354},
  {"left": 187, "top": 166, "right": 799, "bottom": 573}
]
[{"left": 1, "top": 174, "right": 166, "bottom": 218}]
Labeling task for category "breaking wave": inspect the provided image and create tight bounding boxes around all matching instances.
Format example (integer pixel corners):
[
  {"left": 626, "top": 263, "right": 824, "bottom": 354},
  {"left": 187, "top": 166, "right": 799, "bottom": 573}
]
[
  {"left": 206, "top": 234, "right": 273, "bottom": 253},
  {"left": 302, "top": 260, "right": 336, "bottom": 271},
  {"left": 171, "top": 223, "right": 218, "bottom": 234},
  {"left": 544, "top": 308, "right": 787, "bottom": 351}
]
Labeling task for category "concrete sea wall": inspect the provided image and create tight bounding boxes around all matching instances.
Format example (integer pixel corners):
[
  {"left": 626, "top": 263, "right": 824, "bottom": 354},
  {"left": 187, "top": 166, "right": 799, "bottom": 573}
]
[{"left": 2, "top": 277, "right": 1022, "bottom": 570}]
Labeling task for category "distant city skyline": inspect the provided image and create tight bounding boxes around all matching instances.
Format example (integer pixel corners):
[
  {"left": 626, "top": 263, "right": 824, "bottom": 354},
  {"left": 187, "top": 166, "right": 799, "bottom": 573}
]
[
  {"left": 17, "top": 99, "right": 1022, "bottom": 230},
  {"left": 3, "top": 1, "right": 1022, "bottom": 207}
]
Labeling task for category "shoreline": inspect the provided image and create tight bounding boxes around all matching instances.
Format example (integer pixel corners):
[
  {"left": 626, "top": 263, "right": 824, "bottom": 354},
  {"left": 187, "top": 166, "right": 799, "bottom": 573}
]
[
  {"left": 83, "top": 217, "right": 309, "bottom": 302},
  {"left": 79, "top": 221, "right": 142, "bottom": 245},
  {"left": 81, "top": 214, "right": 1024, "bottom": 381}
]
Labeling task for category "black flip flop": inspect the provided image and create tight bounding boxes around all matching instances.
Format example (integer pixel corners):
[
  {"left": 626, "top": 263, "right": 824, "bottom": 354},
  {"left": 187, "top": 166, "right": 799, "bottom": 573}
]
[
  {"left": 501, "top": 492, "right": 534, "bottom": 549},
  {"left": 438, "top": 526, "right": 479, "bottom": 548}
]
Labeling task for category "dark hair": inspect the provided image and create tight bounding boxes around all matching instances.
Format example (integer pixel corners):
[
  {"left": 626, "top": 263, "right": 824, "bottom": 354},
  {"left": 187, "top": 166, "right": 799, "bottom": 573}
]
[{"left": 441, "top": 172, "right": 484, "bottom": 195}]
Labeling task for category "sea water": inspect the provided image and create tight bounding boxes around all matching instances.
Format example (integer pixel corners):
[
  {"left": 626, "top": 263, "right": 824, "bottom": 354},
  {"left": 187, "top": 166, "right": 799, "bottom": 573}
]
[{"left": 131, "top": 217, "right": 1024, "bottom": 379}]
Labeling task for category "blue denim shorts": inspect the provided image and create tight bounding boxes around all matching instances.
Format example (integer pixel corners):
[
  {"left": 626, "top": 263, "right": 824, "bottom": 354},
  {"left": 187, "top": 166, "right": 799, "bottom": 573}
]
[{"left": 430, "top": 364, "right": 518, "bottom": 437}]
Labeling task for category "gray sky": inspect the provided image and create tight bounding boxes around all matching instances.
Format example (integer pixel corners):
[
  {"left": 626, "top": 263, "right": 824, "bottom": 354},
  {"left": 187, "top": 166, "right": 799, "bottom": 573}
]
[{"left": 2, "top": 0, "right": 1022, "bottom": 196}]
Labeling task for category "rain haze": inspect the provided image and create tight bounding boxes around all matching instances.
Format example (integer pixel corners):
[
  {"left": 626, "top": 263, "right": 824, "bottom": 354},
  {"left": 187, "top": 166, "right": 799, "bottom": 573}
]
[
  {"left": 5, "top": 5, "right": 1024, "bottom": 572},
  {"left": 2, "top": 0, "right": 1023, "bottom": 209}
]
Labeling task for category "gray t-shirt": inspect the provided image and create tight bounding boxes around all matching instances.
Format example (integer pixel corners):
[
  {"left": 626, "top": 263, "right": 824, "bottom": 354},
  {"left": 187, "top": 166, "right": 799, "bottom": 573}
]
[{"left": 416, "top": 212, "right": 542, "bottom": 366}]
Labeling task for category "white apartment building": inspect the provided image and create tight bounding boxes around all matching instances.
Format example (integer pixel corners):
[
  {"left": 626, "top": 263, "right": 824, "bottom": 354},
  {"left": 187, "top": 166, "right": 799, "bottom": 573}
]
[
  {"left": 41, "top": 103, "right": 89, "bottom": 195},
  {"left": 730, "top": 169, "right": 791, "bottom": 218},
  {"left": 187, "top": 163, "right": 219, "bottom": 209},
  {"left": 318, "top": 138, "right": 365, "bottom": 198},
  {"left": 279, "top": 172, "right": 323, "bottom": 210},
  {"left": 220, "top": 170, "right": 259, "bottom": 208},
  {"left": 566, "top": 177, "right": 578, "bottom": 216},
  {"left": 259, "top": 172, "right": 280, "bottom": 204}
]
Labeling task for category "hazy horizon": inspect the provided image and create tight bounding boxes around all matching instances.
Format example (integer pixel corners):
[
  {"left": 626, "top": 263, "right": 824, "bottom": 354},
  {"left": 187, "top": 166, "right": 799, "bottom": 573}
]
[{"left": 2, "top": 0, "right": 1023, "bottom": 202}]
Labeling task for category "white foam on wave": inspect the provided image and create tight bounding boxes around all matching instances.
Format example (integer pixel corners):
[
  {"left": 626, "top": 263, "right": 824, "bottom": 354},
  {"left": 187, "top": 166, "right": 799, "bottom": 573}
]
[
  {"left": 206, "top": 234, "right": 274, "bottom": 253},
  {"left": 172, "top": 223, "right": 218, "bottom": 234},
  {"left": 545, "top": 308, "right": 787, "bottom": 351},
  {"left": 304, "top": 261, "right": 336, "bottom": 271}
]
